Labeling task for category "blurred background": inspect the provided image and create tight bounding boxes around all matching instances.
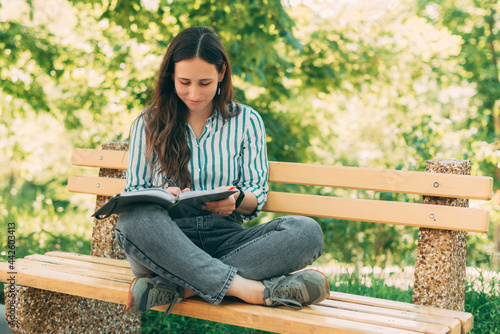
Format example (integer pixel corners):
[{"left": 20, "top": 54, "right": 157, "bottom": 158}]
[{"left": 0, "top": 0, "right": 499, "bottom": 286}]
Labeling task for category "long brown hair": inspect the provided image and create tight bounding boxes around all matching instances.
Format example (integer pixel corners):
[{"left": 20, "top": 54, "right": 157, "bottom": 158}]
[{"left": 142, "top": 27, "right": 238, "bottom": 189}]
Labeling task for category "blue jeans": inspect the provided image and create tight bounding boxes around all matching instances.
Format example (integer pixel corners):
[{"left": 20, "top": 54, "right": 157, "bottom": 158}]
[{"left": 115, "top": 204, "right": 324, "bottom": 305}]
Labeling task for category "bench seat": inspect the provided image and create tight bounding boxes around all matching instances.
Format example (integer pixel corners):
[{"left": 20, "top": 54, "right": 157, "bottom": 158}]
[{"left": 0, "top": 251, "right": 472, "bottom": 334}]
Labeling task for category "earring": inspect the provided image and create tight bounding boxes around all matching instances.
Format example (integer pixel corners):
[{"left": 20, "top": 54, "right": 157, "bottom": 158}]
[{"left": 217, "top": 84, "right": 221, "bottom": 96}]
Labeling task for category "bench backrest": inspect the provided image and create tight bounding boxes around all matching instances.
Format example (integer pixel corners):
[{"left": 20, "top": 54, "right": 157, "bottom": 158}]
[{"left": 68, "top": 147, "right": 492, "bottom": 233}]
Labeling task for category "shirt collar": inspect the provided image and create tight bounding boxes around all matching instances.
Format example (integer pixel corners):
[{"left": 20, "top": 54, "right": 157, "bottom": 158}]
[{"left": 184, "top": 109, "right": 223, "bottom": 140}]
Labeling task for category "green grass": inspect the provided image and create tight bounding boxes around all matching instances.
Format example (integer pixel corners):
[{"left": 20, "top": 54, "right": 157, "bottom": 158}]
[
  {"left": 141, "top": 312, "right": 272, "bottom": 334},
  {"left": 141, "top": 269, "right": 500, "bottom": 334},
  {"left": 464, "top": 271, "right": 500, "bottom": 334}
]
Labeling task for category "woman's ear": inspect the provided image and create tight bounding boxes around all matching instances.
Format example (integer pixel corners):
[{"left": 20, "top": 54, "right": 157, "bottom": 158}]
[{"left": 218, "top": 63, "right": 227, "bottom": 82}]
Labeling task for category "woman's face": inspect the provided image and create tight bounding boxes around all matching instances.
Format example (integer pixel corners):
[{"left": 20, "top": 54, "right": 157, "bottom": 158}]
[{"left": 173, "top": 57, "right": 225, "bottom": 116}]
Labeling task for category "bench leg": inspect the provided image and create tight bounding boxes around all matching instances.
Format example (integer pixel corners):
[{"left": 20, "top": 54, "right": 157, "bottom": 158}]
[
  {"left": 413, "top": 228, "right": 467, "bottom": 311},
  {"left": 412, "top": 159, "right": 470, "bottom": 311},
  {"left": 4, "top": 142, "right": 141, "bottom": 333},
  {"left": 5, "top": 285, "right": 140, "bottom": 333}
]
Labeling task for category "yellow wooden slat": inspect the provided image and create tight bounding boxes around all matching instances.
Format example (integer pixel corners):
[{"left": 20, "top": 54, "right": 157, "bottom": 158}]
[
  {"left": 0, "top": 262, "right": 129, "bottom": 305},
  {"left": 43, "top": 251, "right": 132, "bottom": 268},
  {"left": 14, "top": 259, "right": 132, "bottom": 283},
  {"left": 67, "top": 176, "right": 489, "bottom": 232},
  {"left": 320, "top": 300, "right": 461, "bottom": 334},
  {"left": 44, "top": 251, "right": 128, "bottom": 266},
  {"left": 329, "top": 291, "right": 473, "bottom": 333},
  {"left": 263, "top": 192, "right": 489, "bottom": 233},
  {"left": 71, "top": 149, "right": 493, "bottom": 200},
  {"left": 72, "top": 148, "right": 128, "bottom": 169},
  {"left": 269, "top": 162, "right": 493, "bottom": 200},
  {"left": 298, "top": 303, "right": 450, "bottom": 333},
  {"left": 67, "top": 175, "right": 126, "bottom": 196},
  {"left": 25, "top": 254, "right": 133, "bottom": 276}
]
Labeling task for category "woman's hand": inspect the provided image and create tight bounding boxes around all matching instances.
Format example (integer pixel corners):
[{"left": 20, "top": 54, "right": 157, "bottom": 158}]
[
  {"left": 166, "top": 187, "right": 190, "bottom": 196},
  {"left": 203, "top": 191, "right": 238, "bottom": 217}
]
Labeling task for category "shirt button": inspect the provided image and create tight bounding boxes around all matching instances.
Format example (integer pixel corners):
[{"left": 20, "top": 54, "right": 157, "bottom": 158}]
[{"left": 198, "top": 168, "right": 201, "bottom": 172}]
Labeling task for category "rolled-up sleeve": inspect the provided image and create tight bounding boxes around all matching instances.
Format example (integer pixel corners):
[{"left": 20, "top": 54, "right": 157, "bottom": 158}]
[
  {"left": 239, "top": 109, "right": 269, "bottom": 220},
  {"left": 125, "top": 115, "right": 154, "bottom": 192}
]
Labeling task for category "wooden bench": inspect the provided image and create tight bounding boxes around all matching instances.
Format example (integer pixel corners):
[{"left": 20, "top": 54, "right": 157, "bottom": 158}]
[{"left": 1, "top": 142, "right": 493, "bottom": 333}]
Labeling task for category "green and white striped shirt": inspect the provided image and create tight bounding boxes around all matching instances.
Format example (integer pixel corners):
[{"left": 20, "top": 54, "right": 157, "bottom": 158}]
[{"left": 126, "top": 104, "right": 269, "bottom": 220}]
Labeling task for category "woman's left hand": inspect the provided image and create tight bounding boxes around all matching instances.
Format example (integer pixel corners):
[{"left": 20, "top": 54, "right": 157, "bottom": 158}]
[{"left": 203, "top": 188, "right": 238, "bottom": 216}]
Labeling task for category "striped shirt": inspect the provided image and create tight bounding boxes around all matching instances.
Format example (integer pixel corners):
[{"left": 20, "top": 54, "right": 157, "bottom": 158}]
[{"left": 125, "top": 104, "right": 269, "bottom": 220}]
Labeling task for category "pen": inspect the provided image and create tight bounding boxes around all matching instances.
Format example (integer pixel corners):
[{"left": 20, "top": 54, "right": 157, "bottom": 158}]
[{"left": 164, "top": 175, "right": 180, "bottom": 188}]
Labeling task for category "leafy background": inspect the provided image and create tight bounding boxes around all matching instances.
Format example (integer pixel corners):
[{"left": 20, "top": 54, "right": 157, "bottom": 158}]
[{"left": 1, "top": 0, "right": 499, "bottom": 271}]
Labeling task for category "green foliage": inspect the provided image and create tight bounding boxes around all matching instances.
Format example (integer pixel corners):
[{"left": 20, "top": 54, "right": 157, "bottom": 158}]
[
  {"left": 1, "top": 0, "right": 499, "bottom": 273},
  {"left": 0, "top": 21, "right": 56, "bottom": 112},
  {"left": 2, "top": 1, "right": 499, "bottom": 330},
  {"left": 328, "top": 269, "right": 413, "bottom": 303},
  {"left": 0, "top": 175, "right": 92, "bottom": 263},
  {"left": 416, "top": 0, "right": 500, "bottom": 186},
  {"left": 0, "top": 0, "right": 318, "bottom": 250},
  {"left": 320, "top": 218, "right": 419, "bottom": 267}
]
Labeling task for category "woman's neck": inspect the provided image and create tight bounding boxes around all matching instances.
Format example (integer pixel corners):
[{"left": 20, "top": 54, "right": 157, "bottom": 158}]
[{"left": 187, "top": 109, "right": 213, "bottom": 139}]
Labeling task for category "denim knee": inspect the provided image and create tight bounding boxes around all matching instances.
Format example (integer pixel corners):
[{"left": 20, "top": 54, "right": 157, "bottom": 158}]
[{"left": 285, "top": 216, "right": 325, "bottom": 257}]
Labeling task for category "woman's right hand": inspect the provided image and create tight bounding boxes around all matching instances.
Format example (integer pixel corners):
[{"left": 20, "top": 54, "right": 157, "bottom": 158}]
[{"left": 166, "top": 187, "right": 190, "bottom": 196}]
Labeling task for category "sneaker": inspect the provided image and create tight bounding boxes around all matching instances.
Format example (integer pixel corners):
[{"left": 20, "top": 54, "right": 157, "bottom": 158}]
[
  {"left": 262, "top": 269, "right": 330, "bottom": 309},
  {"left": 126, "top": 277, "right": 184, "bottom": 316}
]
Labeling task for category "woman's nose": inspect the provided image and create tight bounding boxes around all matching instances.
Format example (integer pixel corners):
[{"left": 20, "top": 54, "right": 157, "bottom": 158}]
[{"left": 188, "top": 86, "right": 200, "bottom": 99}]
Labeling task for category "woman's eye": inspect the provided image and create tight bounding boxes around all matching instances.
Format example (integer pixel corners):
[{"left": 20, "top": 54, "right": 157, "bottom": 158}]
[
  {"left": 180, "top": 81, "right": 190, "bottom": 85},
  {"left": 200, "top": 82, "right": 210, "bottom": 86}
]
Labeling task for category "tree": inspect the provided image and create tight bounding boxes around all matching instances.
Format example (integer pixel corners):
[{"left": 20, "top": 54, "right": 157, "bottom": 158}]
[
  {"left": 1, "top": 0, "right": 497, "bottom": 268},
  {"left": 0, "top": 0, "right": 320, "bottom": 261},
  {"left": 280, "top": 0, "right": 488, "bottom": 266},
  {"left": 416, "top": 0, "right": 500, "bottom": 267}
]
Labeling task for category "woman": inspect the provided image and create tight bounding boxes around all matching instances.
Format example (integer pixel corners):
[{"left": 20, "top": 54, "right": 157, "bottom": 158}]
[{"left": 116, "top": 26, "right": 329, "bottom": 316}]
